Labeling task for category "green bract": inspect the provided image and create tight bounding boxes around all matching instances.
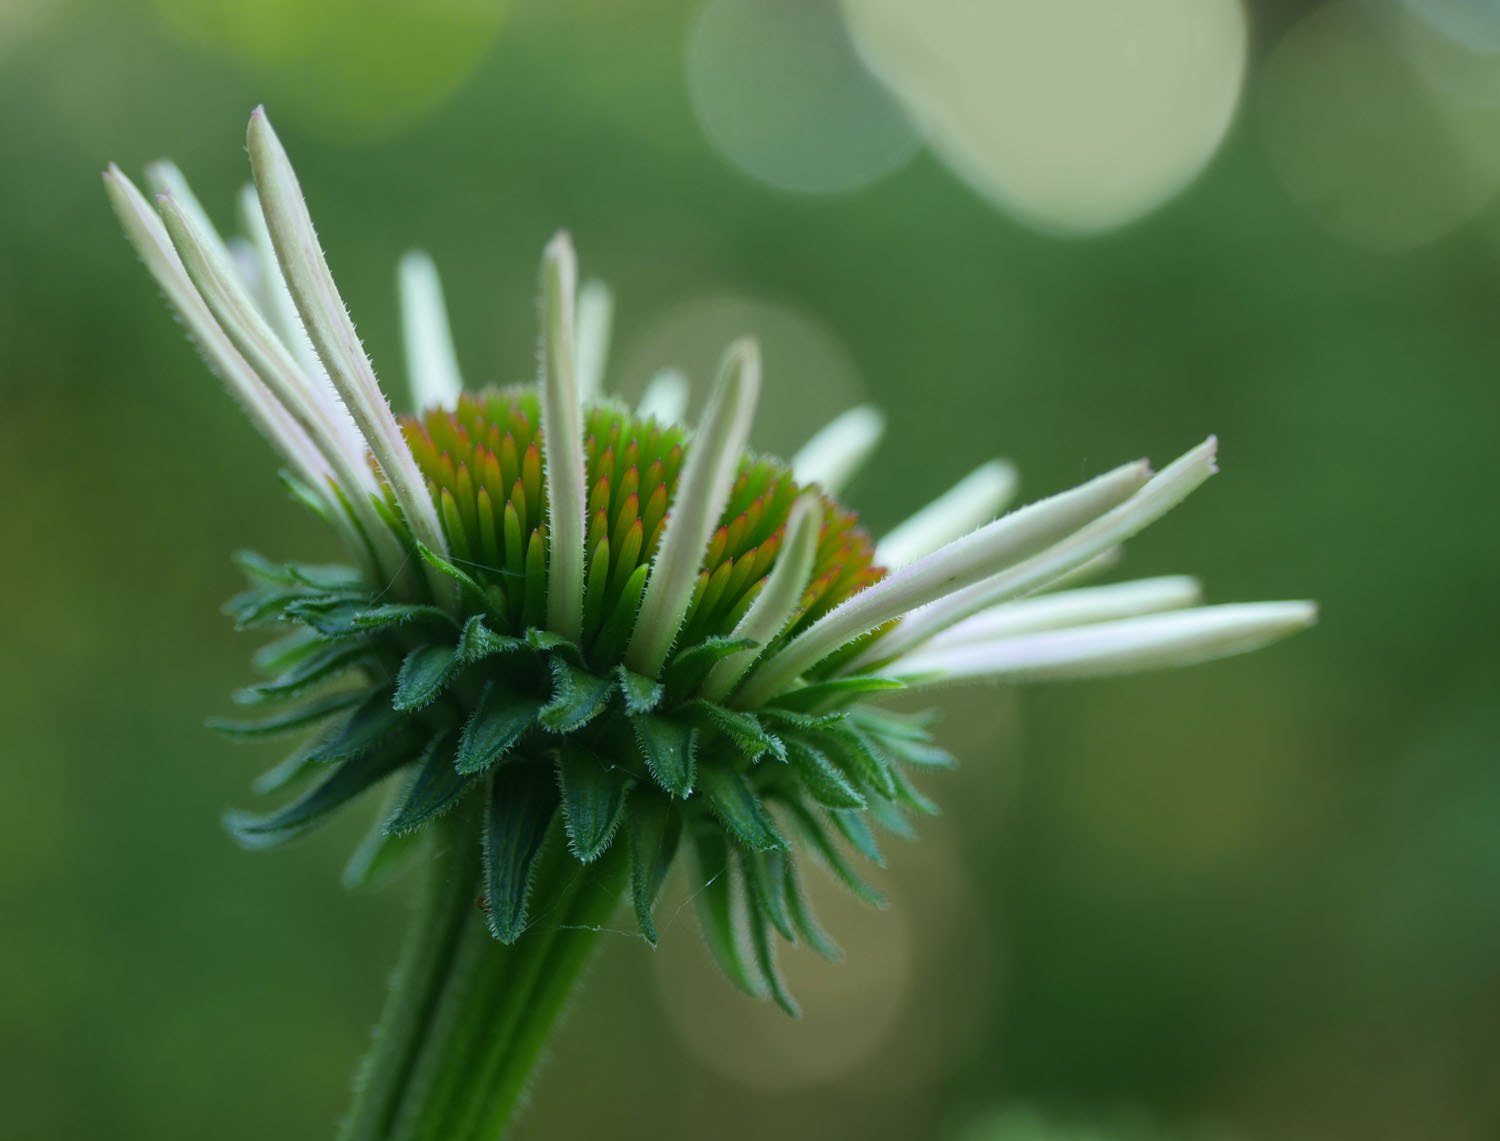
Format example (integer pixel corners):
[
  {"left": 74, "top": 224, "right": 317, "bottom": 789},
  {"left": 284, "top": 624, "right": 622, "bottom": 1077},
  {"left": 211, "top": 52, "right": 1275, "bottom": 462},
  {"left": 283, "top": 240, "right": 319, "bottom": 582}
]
[{"left": 217, "top": 390, "right": 940, "bottom": 1013}]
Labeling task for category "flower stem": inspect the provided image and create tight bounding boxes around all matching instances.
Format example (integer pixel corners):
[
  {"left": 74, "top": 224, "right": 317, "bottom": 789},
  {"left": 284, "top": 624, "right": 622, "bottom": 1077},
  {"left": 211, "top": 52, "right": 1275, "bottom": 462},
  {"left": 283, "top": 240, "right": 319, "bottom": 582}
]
[{"left": 339, "top": 809, "right": 627, "bottom": 1141}]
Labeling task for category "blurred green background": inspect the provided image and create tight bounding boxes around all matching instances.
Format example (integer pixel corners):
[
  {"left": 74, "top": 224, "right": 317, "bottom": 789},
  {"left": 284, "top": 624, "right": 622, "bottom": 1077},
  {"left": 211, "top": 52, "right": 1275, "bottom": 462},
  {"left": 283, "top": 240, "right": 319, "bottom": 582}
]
[{"left": 3, "top": 0, "right": 1498, "bottom": 1138}]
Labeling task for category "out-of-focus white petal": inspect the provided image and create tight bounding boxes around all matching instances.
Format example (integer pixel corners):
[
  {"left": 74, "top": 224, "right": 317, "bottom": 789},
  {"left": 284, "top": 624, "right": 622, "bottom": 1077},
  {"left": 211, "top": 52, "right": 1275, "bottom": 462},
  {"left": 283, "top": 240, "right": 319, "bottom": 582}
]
[
  {"left": 736, "top": 456, "right": 1151, "bottom": 706},
  {"left": 397, "top": 250, "right": 465, "bottom": 415},
  {"left": 890, "top": 601, "right": 1317, "bottom": 683},
  {"left": 789, "top": 404, "right": 885, "bottom": 494},
  {"left": 574, "top": 278, "right": 613, "bottom": 404},
  {"left": 103, "top": 166, "right": 332, "bottom": 502},
  {"left": 875, "top": 459, "right": 1019, "bottom": 570},
  {"left": 925, "top": 575, "right": 1203, "bottom": 650},
  {"left": 637, "top": 368, "right": 690, "bottom": 425},
  {"left": 627, "top": 338, "right": 762, "bottom": 676},
  {"left": 154, "top": 191, "right": 406, "bottom": 576},
  {"left": 246, "top": 108, "right": 449, "bottom": 576},
  {"left": 862, "top": 437, "right": 1220, "bottom": 667},
  {"left": 538, "top": 232, "right": 587, "bottom": 642},
  {"left": 702, "top": 493, "right": 823, "bottom": 702}
]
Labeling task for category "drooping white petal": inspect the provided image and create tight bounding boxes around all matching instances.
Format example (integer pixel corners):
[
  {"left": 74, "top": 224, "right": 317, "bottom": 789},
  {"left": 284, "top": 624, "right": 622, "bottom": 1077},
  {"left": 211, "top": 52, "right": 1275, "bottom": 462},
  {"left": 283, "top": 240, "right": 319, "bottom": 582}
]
[
  {"left": 574, "top": 278, "right": 613, "bottom": 404},
  {"left": 735, "top": 457, "right": 1152, "bottom": 707},
  {"left": 237, "top": 183, "right": 367, "bottom": 464},
  {"left": 702, "top": 493, "right": 823, "bottom": 703},
  {"left": 860, "top": 437, "right": 1220, "bottom": 667},
  {"left": 789, "top": 404, "right": 886, "bottom": 494},
  {"left": 245, "top": 108, "right": 449, "bottom": 571},
  {"left": 875, "top": 459, "right": 1019, "bottom": 570},
  {"left": 626, "top": 338, "right": 762, "bottom": 676},
  {"left": 637, "top": 368, "right": 690, "bottom": 425},
  {"left": 392, "top": 250, "right": 464, "bottom": 415},
  {"left": 103, "top": 167, "right": 332, "bottom": 501},
  {"left": 144, "top": 162, "right": 252, "bottom": 292},
  {"left": 154, "top": 191, "right": 406, "bottom": 576},
  {"left": 889, "top": 601, "right": 1317, "bottom": 684},
  {"left": 924, "top": 575, "right": 1203, "bottom": 650},
  {"left": 538, "top": 232, "right": 587, "bottom": 642}
]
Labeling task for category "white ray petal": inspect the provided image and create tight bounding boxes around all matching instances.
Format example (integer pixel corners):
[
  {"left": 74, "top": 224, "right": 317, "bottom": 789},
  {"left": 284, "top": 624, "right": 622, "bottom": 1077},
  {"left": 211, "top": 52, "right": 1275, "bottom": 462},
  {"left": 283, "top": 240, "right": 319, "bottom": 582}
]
[
  {"left": 626, "top": 338, "right": 762, "bottom": 676},
  {"left": 735, "top": 457, "right": 1152, "bottom": 707},
  {"left": 702, "top": 493, "right": 824, "bottom": 703},
  {"left": 875, "top": 459, "right": 1019, "bottom": 570},
  {"left": 925, "top": 576, "right": 1203, "bottom": 650},
  {"left": 539, "top": 232, "right": 587, "bottom": 642},
  {"left": 890, "top": 602, "right": 1317, "bottom": 684},
  {"left": 103, "top": 167, "right": 333, "bottom": 503},
  {"left": 397, "top": 250, "right": 465, "bottom": 414},
  {"left": 860, "top": 437, "right": 1220, "bottom": 667},
  {"left": 154, "top": 191, "right": 406, "bottom": 576},
  {"left": 637, "top": 368, "right": 690, "bottom": 425},
  {"left": 246, "top": 108, "right": 449, "bottom": 576},
  {"left": 789, "top": 404, "right": 886, "bottom": 494},
  {"left": 143, "top": 162, "right": 252, "bottom": 291},
  {"left": 236, "top": 184, "right": 367, "bottom": 463},
  {"left": 574, "top": 278, "right": 613, "bottom": 404}
]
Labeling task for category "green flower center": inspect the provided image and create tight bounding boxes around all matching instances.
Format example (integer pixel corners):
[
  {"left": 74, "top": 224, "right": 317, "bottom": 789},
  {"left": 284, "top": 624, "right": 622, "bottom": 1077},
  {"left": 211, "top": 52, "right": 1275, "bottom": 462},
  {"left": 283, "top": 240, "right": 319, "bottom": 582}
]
[{"left": 400, "top": 387, "right": 884, "bottom": 669}]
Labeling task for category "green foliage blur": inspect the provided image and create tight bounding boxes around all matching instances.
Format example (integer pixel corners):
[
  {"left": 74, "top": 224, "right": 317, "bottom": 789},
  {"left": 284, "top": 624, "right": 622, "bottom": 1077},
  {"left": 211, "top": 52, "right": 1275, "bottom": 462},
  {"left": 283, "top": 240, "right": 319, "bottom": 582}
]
[{"left": 2, "top": 1, "right": 1497, "bottom": 1138}]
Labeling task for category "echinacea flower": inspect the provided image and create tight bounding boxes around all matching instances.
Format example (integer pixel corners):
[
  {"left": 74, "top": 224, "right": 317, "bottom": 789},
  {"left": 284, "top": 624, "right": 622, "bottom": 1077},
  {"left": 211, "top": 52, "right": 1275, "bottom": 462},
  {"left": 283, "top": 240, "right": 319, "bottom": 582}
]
[{"left": 104, "top": 108, "right": 1313, "bottom": 1141}]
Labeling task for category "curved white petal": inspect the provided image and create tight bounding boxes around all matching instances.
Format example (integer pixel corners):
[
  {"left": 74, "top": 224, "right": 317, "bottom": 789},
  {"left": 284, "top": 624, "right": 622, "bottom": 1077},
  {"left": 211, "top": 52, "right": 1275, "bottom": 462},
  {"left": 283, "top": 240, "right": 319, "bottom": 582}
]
[
  {"left": 790, "top": 404, "right": 885, "bottom": 494},
  {"left": 637, "top": 368, "right": 690, "bottom": 425},
  {"left": 861, "top": 437, "right": 1220, "bottom": 668},
  {"left": 626, "top": 338, "right": 762, "bottom": 676},
  {"left": 890, "top": 602, "right": 1317, "bottom": 683},
  {"left": 246, "top": 108, "right": 449, "bottom": 576},
  {"left": 925, "top": 575, "right": 1203, "bottom": 650},
  {"left": 702, "top": 493, "right": 823, "bottom": 703},
  {"left": 735, "top": 456, "right": 1151, "bottom": 706},
  {"left": 398, "top": 250, "right": 465, "bottom": 414},
  {"left": 538, "top": 232, "right": 587, "bottom": 642},
  {"left": 875, "top": 459, "right": 1019, "bottom": 570}
]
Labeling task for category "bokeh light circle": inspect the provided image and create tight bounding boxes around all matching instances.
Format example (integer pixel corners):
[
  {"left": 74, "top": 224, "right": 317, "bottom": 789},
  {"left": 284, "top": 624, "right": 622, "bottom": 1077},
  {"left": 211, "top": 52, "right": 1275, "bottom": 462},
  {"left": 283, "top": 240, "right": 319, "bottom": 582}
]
[
  {"left": 841, "top": 0, "right": 1249, "bottom": 235},
  {"left": 685, "top": 0, "right": 923, "bottom": 195},
  {"left": 1259, "top": 1, "right": 1500, "bottom": 252}
]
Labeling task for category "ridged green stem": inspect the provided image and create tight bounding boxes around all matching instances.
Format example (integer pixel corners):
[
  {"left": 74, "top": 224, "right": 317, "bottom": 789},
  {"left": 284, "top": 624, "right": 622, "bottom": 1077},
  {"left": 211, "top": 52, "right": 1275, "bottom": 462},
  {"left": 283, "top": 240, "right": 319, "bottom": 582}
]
[{"left": 339, "top": 811, "right": 627, "bottom": 1141}]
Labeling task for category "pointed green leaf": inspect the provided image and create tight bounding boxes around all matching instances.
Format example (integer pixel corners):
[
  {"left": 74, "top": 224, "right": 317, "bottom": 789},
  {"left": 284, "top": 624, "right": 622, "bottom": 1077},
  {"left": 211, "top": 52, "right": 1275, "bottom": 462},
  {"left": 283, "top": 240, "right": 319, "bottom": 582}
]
[
  {"left": 250, "top": 628, "right": 325, "bottom": 674},
  {"left": 233, "top": 549, "right": 297, "bottom": 587},
  {"left": 616, "top": 666, "right": 664, "bottom": 715},
  {"left": 759, "top": 707, "right": 846, "bottom": 733},
  {"left": 414, "top": 539, "right": 497, "bottom": 617},
  {"left": 785, "top": 855, "right": 842, "bottom": 962},
  {"left": 457, "top": 615, "right": 524, "bottom": 664},
  {"left": 393, "top": 643, "right": 460, "bottom": 711},
  {"left": 285, "top": 595, "right": 371, "bottom": 639},
  {"left": 662, "top": 636, "right": 756, "bottom": 699},
  {"left": 226, "top": 735, "right": 414, "bottom": 848},
  {"left": 769, "top": 674, "right": 905, "bottom": 714},
  {"left": 784, "top": 738, "right": 867, "bottom": 810},
  {"left": 344, "top": 778, "right": 425, "bottom": 890},
  {"left": 825, "top": 725, "right": 898, "bottom": 800},
  {"left": 878, "top": 736, "right": 956, "bottom": 770},
  {"left": 780, "top": 798, "right": 887, "bottom": 907},
  {"left": 303, "top": 687, "right": 407, "bottom": 764},
  {"left": 690, "top": 827, "right": 764, "bottom": 999},
  {"left": 743, "top": 847, "right": 795, "bottom": 943},
  {"left": 698, "top": 765, "right": 785, "bottom": 851},
  {"left": 354, "top": 603, "right": 459, "bottom": 633},
  {"left": 207, "top": 691, "right": 362, "bottom": 740},
  {"left": 250, "top": 748, "right": 322, "bottom": 796},
  {"left": 681, "top": 700, "right": 784, "bottom": 763},
  {"left": 627, "top": 793, "right": 682, "bottom": 945},
  {"left": 868, "top": 795, "right": 917, "bottom": 840},
  {"left": 887, "top": 763, "right": 941, "bottom": 816},
  {"left": 830, "top": 807, "right": 883, "bottom": 866},
  {"left": 223, "top": 586, "right": 310, "bottom": 629},
  {"left": 456, "top": 682, "right": 543, "bottom": 775},
  {"left": 483, "top": 764, "right": 559, "bottom": 943},
  {"left": 238, "top": 640, "right": 372, "bottom": 703},
  {"left": 386, "top": 730, "right": 475, "bottom": 834},
  {"left": 848, "top": 706, "right": 940, "bottom": 742},
  {"left": 630, "top": 714, "right": 697, "bottom": 798},
  {"left": 744, "top": 874, "right": 800, "bottom": 1017},
  {"left": 539, "top": 658, "right": 614, "bottom": 732},
  {"left": 525, "top": 627, "right": 584, "bottom": 665},
  {"left": 286, "top": 562, "right": 364, "bottom": 591},
  {"left": 556, "top": 744, "right": 630, "bottom": 862}
]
